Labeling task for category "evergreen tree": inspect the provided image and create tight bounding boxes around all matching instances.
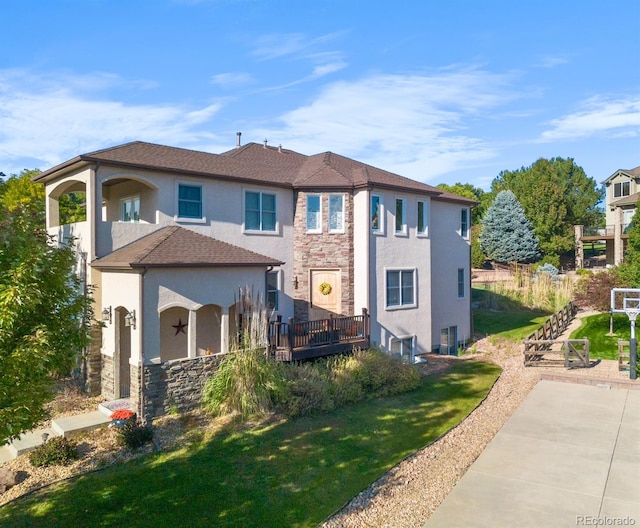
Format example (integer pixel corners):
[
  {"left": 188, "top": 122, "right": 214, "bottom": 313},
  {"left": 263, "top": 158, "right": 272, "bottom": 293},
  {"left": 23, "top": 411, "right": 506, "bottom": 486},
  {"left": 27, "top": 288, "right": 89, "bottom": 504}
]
[
  {"left": 618, "top": 209, "right": 640, "bottom": 286},
  {"left": 480, "top": 190, "right": 541, "bottom": 264}
]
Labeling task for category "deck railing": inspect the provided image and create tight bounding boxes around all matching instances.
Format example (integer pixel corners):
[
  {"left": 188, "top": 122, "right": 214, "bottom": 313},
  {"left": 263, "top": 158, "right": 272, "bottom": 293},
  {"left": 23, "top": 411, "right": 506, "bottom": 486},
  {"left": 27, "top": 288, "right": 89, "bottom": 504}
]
[{"left": 268, "top": 308, "right": 370, "bottom": 360}]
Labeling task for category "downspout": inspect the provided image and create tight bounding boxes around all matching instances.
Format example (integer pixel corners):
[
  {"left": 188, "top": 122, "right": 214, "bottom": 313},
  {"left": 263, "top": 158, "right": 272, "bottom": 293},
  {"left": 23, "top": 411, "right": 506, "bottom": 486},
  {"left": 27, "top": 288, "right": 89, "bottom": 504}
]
[{"left": 139, "top": 266, "right": 149, "bottom": 425}]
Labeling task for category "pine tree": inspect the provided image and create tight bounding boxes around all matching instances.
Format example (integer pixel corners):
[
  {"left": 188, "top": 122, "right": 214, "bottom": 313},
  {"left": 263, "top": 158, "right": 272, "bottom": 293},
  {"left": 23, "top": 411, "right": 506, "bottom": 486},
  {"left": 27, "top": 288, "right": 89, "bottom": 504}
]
[{"left": 480, "top": 190, "right": 541, "bottom": 264}]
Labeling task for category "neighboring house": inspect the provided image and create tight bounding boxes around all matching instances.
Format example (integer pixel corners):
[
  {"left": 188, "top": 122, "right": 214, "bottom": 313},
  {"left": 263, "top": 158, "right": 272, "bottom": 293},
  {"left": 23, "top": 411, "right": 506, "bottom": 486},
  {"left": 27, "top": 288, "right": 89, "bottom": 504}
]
[
  {"left": 34, "top": 139, "right": 475, "bottom": 419},
  {"left": 575, "top": 165, "right": 640, "bottom": 268}
]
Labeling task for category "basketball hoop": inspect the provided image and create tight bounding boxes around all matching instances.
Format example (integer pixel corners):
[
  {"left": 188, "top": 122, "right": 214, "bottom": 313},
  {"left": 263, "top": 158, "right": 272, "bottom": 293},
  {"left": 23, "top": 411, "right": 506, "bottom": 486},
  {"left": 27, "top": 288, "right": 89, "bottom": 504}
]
[{"left": 626, "top": 309, "right": 640, "bottom": 324}]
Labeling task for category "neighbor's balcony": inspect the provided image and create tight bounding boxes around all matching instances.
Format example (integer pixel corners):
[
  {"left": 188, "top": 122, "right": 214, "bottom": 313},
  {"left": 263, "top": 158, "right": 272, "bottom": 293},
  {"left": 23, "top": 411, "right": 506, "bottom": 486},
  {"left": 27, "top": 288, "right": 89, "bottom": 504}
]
[{"left": 580, "top": 224, "right": 632, "bottom": 238}]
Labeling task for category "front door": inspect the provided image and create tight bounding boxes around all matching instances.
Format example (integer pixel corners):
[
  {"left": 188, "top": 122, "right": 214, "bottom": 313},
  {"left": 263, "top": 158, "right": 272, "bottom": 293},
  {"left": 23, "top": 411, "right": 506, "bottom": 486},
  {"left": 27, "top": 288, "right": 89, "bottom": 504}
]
[{"left": 309, "top": 269, "right": 341, "bottom": 320}]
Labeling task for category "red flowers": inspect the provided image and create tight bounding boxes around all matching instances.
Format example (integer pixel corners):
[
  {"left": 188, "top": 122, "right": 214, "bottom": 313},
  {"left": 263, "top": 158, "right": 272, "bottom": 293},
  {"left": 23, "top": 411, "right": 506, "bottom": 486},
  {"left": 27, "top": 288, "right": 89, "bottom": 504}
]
[{"left": 111, "top": 409, "right": 135, "bottom": 421}]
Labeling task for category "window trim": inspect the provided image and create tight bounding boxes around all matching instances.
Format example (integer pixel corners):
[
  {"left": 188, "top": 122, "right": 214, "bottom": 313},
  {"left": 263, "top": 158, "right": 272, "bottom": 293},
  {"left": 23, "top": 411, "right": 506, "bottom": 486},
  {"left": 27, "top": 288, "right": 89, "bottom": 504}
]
[
  {"left": 328, "top": 193, "right": 345, "bottom": 233},
  {"left": 306, "top": 193, "right": 322, "bottom": 234},
  {"left": 266, "top": 270, "right": 280, "bottom": 312},
  {"left": 460, "top": 208, "right": 469, "bottom": 239},
  {"left": 395, "top": 196, "right": 407, "bottom": 236},
  {"left": 417, "top": 199, "right": 429, "bottom": 237},
  {"left": 175, "top": 182, "right": 206, "bottom": 223},
  {"left": 371, "top": 194, "right": 384, "bottom": 234},
  {"left": 385, "top": 268, "right": 417, "bottom": 310},
  {"left": 243, "top": 189, "right": 278, "bottom": 234},
  {"left": 120, "top": 195, "right": 140, "bottom": 223}
]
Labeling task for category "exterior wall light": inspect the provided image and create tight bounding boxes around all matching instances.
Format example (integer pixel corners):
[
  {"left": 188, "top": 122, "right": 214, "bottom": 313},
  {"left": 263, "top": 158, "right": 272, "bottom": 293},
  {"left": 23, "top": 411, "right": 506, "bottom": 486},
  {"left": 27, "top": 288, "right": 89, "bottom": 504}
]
[
  {"left": 124, "top": 309, "right": 136, "bottom": 329},
  {"left": 102, "top": 306, "right": 112, "bottom": 324}
]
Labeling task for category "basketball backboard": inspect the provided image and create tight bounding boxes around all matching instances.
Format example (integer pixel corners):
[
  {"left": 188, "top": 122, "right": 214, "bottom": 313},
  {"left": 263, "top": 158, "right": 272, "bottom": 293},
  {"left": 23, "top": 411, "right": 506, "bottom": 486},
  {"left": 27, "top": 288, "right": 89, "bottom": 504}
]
[{"left": 611, "top": 288, "right": 640, "bottom": 314}]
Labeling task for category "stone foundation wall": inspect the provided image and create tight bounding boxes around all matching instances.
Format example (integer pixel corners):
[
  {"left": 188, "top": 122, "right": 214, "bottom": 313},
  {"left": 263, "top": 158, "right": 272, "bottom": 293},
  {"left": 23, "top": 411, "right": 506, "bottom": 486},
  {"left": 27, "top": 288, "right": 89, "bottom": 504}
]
[{"left": 142, "top": 355, "right": 224, "bottom": 419}]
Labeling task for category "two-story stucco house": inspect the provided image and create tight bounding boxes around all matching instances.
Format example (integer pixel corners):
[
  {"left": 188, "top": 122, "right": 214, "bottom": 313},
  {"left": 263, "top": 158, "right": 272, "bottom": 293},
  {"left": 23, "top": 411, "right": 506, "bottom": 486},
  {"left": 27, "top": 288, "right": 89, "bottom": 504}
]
[
  {"left": 34, "top": 139, "right": 475, "bottom": 419},
  {"left": 575, "top": 165, "right": 640, "bottom": 268}
]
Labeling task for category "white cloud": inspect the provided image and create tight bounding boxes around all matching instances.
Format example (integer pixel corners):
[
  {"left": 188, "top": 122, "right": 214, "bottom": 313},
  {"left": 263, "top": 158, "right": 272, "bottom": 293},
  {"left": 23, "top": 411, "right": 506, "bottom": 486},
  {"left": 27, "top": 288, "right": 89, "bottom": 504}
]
[
  {"left": 541, "top": 96, "right": 640, "bottom": 141},
  {"left": 0, "top": 70, "right": 224, "bottom": 173},
  {"left": 255, "top": 67, "right": 514, "bottom": 183},
  {"left": 210, "top": 72, "right": 254, "bottom": 88},
  {"left": 251, "top": 32, "right": 344, "bottom": 61}
]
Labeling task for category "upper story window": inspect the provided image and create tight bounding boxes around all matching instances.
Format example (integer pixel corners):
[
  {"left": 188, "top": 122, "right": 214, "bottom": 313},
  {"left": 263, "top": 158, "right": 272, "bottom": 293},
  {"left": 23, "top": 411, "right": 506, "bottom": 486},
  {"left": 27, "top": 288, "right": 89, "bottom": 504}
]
[
  {"left": 329, "top": 194, "right": 345, "bottom": 233},
  {"left": 417, "top": 200, "right": 428, "bottom": 236},
  {"left": 266, "top": 270, "right": 279, "bottom": 311},
  {"left": 386, "top": 269, "right": 416, "bottom": 309},
  {"left": 177, "top": 183, "right": 203, "bottom": 220},
  {"left": 120, "top": 196, "right": 140, "bottom": 223},
  {"left": 460, "top": 208, "right": 469, "bottom": 239},
  {"left": 306, "top": 194, "right": 322, "bottom": 233},
  {"left": 371, "top": 195, "right": 383, "bottom": 234},
  {"left": 395, "top": 197, "right": 407, "bottom": 235},
  {"left": 614, "top": 181, "right": 631, "bottom": 198},
  {"left": 245, "top": 191, "right": 277, "bottom": 232}
]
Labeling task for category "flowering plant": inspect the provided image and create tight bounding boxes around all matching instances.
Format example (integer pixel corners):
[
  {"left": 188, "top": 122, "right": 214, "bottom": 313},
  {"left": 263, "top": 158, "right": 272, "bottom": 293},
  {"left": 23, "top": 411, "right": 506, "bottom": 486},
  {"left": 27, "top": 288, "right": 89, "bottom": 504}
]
[{"left": 111, "top": 409, "right": 135, "bottom": 421}]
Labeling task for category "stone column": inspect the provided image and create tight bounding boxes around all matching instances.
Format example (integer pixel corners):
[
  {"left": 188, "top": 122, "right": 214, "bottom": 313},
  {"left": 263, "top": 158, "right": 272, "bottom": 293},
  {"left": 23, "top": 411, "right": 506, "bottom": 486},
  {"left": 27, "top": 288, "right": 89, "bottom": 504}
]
[
  {"left": 614, "top": 207, "right": 624, "bottom": 265},
  {"left": 574, "top": 225, "right": 584, "bottom": 270}
]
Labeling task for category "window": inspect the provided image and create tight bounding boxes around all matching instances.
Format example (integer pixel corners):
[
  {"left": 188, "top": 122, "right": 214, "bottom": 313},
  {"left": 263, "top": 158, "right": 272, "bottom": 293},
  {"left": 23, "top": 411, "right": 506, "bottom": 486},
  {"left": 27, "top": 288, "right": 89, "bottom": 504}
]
[
  {"left": 614, "top": 181, "right": 630, "bottom": 198},
  {"left": 386, "top": 269, "right": 416, "bottom": 308},
  {"left": 458, "top": 268, "right": 465, "bottom": 298},
  {"left": 266, "top": 271, "right": 279, "bottom": 311},
  {"left": 461, "top": 208, "right": 469, "bottom": 239},
  {"left": 395, "top": 197, "right": 406, "bottom": 234},
  {"left": 178, "top": 184, "right": 203, "bottom": 219},
  {"left": 371, "top": 195, "right": 382, "bottom": 233},
  {"left": 440, "top": 326, "right": 458, "bottom": 355},
  {"left": 417, "top": 200, "right": 428, "bottom": 235},
  {"left": 390, "top": 336, "right": 414, "bottom": 364},
  {"left": 245, "top": 191, "right": 277, "bottom": 232},
  {"left": 306, "top": 194, "right": 322, "bottom": 233},
  {"left": 329, "top": 194, "right": 345, "bottom": 232},
  {"left": 120, "top": 196, "right": 140, "bottom": 223}
]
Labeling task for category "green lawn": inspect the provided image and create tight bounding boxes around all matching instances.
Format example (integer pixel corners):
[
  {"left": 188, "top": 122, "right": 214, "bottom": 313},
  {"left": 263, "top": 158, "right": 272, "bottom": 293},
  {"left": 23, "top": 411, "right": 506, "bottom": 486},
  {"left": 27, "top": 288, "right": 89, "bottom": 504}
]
[
  {"left": 570, "top": 313, "right": 631, "bottom": 360},
  {"left": 0, "top": 360, "right": 501, "bottom": 528},
  {"left": 474, "top": 309, "right": 550, "bottom": 341}
]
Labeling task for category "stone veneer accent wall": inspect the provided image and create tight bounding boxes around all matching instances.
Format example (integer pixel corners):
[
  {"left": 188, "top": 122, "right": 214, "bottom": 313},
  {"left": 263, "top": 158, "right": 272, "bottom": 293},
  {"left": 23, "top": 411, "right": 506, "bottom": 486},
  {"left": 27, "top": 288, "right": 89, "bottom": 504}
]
[
  {"left": 101, "top": 354, "right": 115, "bottom": 401},
  {"left": 293, "top": 191, "right": 355, "bottom": 320},
  {"left": 85, "top": 324, "right": 103, "bottom": 396},
  {"left": 142, "top": 355, "right": 224, "bottom": 419}
]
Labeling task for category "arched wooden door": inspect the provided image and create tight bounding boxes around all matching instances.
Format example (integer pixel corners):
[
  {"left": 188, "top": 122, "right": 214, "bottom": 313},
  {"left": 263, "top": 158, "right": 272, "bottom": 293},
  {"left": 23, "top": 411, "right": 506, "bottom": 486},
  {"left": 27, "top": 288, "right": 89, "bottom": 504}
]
[{"left": 309, "top": 269, "right": 341, "bottom": 320}]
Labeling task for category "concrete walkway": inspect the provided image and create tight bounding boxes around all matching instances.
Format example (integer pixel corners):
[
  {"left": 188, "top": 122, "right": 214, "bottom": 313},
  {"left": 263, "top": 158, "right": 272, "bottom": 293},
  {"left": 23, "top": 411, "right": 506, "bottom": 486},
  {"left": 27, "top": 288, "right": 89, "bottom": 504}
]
[{"left": 425, "top": 380, "right": 640, "bottom": 527}]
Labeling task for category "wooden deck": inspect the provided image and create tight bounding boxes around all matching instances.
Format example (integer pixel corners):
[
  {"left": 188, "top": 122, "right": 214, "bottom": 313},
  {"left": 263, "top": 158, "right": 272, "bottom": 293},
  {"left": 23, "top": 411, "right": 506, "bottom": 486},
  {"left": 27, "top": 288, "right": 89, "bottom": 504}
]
[{"left": 268, "top": 309, "right": 370, "bottom": 361}]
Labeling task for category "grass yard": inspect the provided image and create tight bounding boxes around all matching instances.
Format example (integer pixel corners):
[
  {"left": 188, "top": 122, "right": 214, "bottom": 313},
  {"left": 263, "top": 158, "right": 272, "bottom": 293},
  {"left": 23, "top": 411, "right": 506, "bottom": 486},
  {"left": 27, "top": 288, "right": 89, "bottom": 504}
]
[
  {"left": 0, "top": 359, "right": 501, "bottom": 528},
  {"left": 570, "top": 313, "right": 631, "bottom": 360}
]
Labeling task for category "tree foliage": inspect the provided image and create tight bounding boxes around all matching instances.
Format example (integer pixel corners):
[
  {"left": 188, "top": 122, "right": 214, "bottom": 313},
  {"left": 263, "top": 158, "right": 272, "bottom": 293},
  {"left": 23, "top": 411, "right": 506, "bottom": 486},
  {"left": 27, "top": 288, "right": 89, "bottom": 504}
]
[
  {"left": 437, "top": 182, "right": 489, "bottom": 224},
  {"left": 574, "top": 269, "right": 625, "bottom": 312},
  {"left": 618, "top": 208, "right": 640, "bottom": 287},
  {"left": 0, "top": 173, "right": 92, "bottom": 445},
  {"left": 480, "top": 190, "right": 541, "bottom": 264},
  {"left": 491, "top": 158, "right": 603, "bottom": 256}
]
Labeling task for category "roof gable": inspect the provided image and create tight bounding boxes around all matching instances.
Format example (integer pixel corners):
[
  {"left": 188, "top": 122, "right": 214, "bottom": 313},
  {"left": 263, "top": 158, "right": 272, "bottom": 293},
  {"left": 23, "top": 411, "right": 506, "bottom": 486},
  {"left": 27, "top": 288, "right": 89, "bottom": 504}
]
[{"left": 91, "top": 226, "right": 283, "bottom": 269}]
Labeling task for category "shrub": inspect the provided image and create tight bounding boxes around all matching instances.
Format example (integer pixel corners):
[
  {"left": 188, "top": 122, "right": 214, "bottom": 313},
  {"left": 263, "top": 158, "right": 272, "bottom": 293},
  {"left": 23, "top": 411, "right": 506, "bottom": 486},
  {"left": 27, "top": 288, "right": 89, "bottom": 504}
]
[
  {"left": 276, "top": 362, "right": 334, "bottom": 417},
  {"left": 117, "top": 421, "right": 154, "bottom": 449},
  {"left": 29, "top": 436, "right": 79, "bottom": 467}
]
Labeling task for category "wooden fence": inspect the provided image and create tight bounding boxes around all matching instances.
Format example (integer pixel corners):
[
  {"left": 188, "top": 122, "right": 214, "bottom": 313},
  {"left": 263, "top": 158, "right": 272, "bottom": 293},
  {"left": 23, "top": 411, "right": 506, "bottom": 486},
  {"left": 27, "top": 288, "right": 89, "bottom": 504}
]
[{"left": 524, "top": 301, "right": 577, "bottom": 347}]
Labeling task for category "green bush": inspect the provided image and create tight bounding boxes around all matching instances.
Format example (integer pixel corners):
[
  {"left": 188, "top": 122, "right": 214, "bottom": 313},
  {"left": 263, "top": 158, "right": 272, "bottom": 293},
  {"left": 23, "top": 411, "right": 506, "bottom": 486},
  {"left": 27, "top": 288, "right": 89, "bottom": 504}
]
[
  {"left": 117, "top": 421, "right": 154, "bottom": 449},
  {"left": 29, "top": 436, "right": 79, "bottom": 467},
  {"left": 277, "top": 363, "right": 334, "bottom": 417}
]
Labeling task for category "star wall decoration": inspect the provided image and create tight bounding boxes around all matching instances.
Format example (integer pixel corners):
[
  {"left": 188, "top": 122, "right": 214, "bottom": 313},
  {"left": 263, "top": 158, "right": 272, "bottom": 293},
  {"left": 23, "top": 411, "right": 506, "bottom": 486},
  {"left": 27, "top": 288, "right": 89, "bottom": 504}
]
[{"left": 173, "top": 318, "right": 187, "bottom": 336}]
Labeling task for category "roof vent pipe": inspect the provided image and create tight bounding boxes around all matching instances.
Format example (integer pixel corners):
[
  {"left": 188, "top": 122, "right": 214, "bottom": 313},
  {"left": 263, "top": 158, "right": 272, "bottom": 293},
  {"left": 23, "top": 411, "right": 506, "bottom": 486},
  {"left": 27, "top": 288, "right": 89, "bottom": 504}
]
[
  {"left": 236, "top": 132, "right": 242, "bottom": 148},
  {"left": 278, "top": 144, "right": 282, "bottom": 153},
  {"left": 263, "top": 139, "right": 268, "bottom": 148}
]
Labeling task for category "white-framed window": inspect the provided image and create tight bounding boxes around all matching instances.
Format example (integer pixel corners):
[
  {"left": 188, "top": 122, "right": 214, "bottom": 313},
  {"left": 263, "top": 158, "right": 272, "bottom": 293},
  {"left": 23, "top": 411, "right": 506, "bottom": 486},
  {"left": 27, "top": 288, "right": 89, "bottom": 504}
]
[
  {"left": 328, "top": 194, "right": 345, "bottom": 233},
  {"left": 245, "top": 190, "right": 277, "bottom": 232},
  {"left": 395, "top": 197, "right": 407, "bottom": 235},
  {"left": 390, "top": 336, "right": 414, "bottom": 364},
  {"left": 371, "top": 194, "right": 383, "bottom": 234},
  {"left": 306, "top": 194, "right": 322, "bottom": 233},
  {"left": 177, "top": 183, "right": 203, "bottom": 220},
  {"left": 386, "top": 269, "right": 416, "bottom": 309},
  {"left": 460, "top": 208, "right": 469, "bottom": 239},
  {"left": 120, "top": 195, "right": 140, "bottom": 223},
  {"left": 417, "top": 199, "right": 428, "bottom": 236},
  {"left": 266, "top": 270, "right": 279, "bottom": 311},
  {"left": 614, "top": 181, "right": 630, "bottom": 198},
  {"left": 458, "top": 268, "right": 465, "bottom": 298}
]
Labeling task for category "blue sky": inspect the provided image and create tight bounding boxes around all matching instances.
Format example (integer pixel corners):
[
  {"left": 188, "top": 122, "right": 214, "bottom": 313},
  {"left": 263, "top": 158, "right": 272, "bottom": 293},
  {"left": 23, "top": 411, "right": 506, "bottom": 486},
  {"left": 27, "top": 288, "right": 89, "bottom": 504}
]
[{"left": 1, "top": 0, "right": 638, "bottom": 189}]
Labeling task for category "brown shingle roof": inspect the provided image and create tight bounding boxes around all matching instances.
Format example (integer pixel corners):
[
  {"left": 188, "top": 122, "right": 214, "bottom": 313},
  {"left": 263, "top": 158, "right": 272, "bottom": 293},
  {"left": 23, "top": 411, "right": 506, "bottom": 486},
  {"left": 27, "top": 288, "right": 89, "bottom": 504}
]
[
  {"left": 610, "top": 192, "right": 640, "bottom": 208},
  {"left": 602, "top": 166, "right": 640, "bottom": 184},
  {"left": 91, "top": 226, "right": 283, "bottom": 269},
  {"left": 35, "top": 140, "right": 476, "bottom": 204}
]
